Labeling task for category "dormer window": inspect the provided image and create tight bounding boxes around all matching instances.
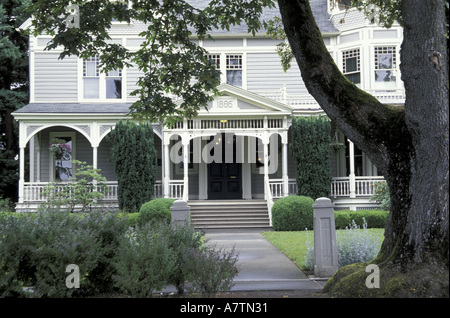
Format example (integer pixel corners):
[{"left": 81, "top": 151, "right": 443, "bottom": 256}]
[{"left": 82, "top": 56, "right": 123, "bottom": 100}]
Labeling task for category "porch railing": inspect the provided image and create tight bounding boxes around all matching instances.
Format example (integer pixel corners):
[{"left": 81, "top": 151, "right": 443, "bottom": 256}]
[
  {"left": 22, "top": 181, "right": 164, "bottom": 203},
  {"left": 330, "top": 176, "right": 386, "bottom": 197},
  {"left": 168, "top": 180, "right": 184, "bottom": 199},
  {"left": 253, "top": 86, "right": 405, "bottom": 108}
]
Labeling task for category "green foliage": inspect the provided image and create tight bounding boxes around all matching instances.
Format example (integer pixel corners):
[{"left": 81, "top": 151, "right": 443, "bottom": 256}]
[
  {"left": 0, "top": 196, "right": 14, "bottom": 212},
  {"left": 0, "top": 211, "right": 128, "bottom": 297},
  {"left": 27, "top": 0, "right": 276, "bottom": 123},
  {"left": 334, "top": 209, "right": 389, "bottom": 229},
  {"left": 0, "top": 0, "right": 31, "bottom": 202},
  {"left": 113, "top": 222, "right": 177, "bottom": 297},
  {"left": 370, "top": 181, "right": 390, "bottom": 211},
  {"left": 181, "top": 245, "right": 239, "bottom": 297},
  {"left": 305, "top": 218, "right": 383, "bottom": 270},
  {"left": 264, "top": 16, "right": 293, "bottom": 72},
  {"left": 289, "top": 116, "right": 332, "bottom": 199},
  {"left": 107, "top": 120, "right": 158, "bottom": 212},
  {"left": 271, "top": 195, "right": 315, "bottom": 231},
  {"left": 42, "top": 160, "right": 108, "bottom": 212},
  {"left": 139, "top": 198, "right": 176, "bottom": 226}
]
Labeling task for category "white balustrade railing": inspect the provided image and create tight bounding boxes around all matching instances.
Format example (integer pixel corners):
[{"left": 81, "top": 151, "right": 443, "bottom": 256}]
[
  {"left": 168, "top": 180, "right": 184, "bottom": 199},
  {"left": 23, "top": 181, "right": 164, "bottom": 202},
  {"left": 253, "top": 86, "right": 405, "bottom": 109},
  {"left": 330, "top": 176, "right": 385, "bottom": 197},
  {"left": 269, "top": 179, "right": 284, "bottom": 198}
]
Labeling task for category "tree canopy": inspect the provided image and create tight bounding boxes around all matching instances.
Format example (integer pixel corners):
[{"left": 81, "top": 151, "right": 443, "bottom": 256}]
[
  {"left": 0, "top": 0, "right": 30, "bottom": 201},
  {"left": 28, "top": 0, "right": 275, "bottom": 124}
]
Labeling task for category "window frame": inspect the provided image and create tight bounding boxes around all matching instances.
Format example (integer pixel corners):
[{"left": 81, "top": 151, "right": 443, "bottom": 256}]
[
  {"left": 342, "top": 48, "right": 361, "bottom": 86},
  {"left": 373, "top": 46, "right": 398, "bottom": 89},
  {"left": 207, "top": 53, "right": 246, "bottom": 89},
  {"left": 80, "top": 56, "right": 125, "bottom": 102}
]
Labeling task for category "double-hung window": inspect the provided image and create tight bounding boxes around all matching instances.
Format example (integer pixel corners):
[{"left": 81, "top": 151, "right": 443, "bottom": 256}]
[
  {"left": 207, "top": 54, "right": 243, "bottom": 88},
  {"left": 226, "top": 54, "right": 242, "bottom": 87},
  {"left": 83, "top": 56, "right": 100, "bottom": 99},
  {"left": 83, "top": 56, "right": 123, "bottom": 100},
  {"left": 342, "top": 49, "right": 361, "bottom": 85},
  {"left": 374, "top": 46, "right": 397, "bottom": 89}
]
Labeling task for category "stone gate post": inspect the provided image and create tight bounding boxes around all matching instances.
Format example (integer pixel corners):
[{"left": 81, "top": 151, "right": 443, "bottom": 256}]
[
  {"left": 170, "top": 200, "right": 191, "bottom": 227},
  {"left": 313, "top": 197, "right": 338, "bottom": 277}
]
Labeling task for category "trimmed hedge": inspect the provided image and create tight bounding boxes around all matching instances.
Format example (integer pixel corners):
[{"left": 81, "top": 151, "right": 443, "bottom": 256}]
[
  {"left": 139, "top": 198, "right": 176, "bottom": 225},
  {"left": 334, "top": 210, "right": 389, "bottom": 229},
  {"left": 272, "top": 195, "right": 315, "bottom": 231}
]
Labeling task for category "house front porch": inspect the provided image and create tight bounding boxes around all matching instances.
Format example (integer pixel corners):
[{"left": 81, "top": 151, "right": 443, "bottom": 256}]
[{"left": 17, "top": 175, "right": 385, "bottom": 213}]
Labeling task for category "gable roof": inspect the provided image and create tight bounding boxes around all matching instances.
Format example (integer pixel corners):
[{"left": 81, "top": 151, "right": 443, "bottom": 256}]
[
  {"left": 19, "top": 0, "right": 338, "bottom": 35},
  {"left": 187, "top": 0, "right": 338, "bottom": 34}
]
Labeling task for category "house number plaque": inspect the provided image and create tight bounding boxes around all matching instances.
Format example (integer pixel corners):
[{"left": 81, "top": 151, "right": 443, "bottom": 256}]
[{"left": 213, "top": 98, "right": 238, "bottom": 111}]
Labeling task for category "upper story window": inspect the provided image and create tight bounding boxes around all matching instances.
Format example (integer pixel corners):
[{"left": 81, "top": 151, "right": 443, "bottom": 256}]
[
  {"left": 83, "top": 56, "right": 100, "bottom": 99},
  {"left": 82, "top": 56, "right": 123, "bottom": 100},
  {"left": 207, "top": 53, "right": 243, "bottom": 88},
  {"left": 374, "top": 46, "right": 396, "bottom": 87},
  {"left": 226, "top": 54, "right": 242, "bottom": 87},
  {"left": 342, "top": 48, "right": 360, "bottom": 85}
]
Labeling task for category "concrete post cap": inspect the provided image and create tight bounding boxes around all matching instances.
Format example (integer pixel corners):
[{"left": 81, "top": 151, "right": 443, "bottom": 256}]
[{"left": 312, "top": 197, "right": 335, "bottom": 207}]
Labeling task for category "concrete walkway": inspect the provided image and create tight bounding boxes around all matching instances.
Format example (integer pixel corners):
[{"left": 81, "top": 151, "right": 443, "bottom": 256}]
[{"left": 203, "top": 230, "right": 327, "bottom": 292}]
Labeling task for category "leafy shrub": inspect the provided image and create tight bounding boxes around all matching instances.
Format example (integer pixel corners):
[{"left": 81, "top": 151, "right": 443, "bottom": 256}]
[
  {"left": 336, "top": 219, "right": 382, "bottom": 267},
  {"left": 370, "top": 181, "right": 390, "bottom": 211},
  {"left": 271, "top": 195, "right": 315, "bottom": 231},
  {"left": 108, "top": 120, "right": 158, "bottom": 212},
  {"left": 181, "top": 245, "right": 239, "bottom": 297},
  {"left": 163, "top": 222, "right": 204, "bottom": 294},
  {"left": 289, "top": 116, "right": 332, "bottom": 199},
  {"left": 304, "top": 219, "right": 382, "bottom": 270},
  {"left": 113, "top": 222, "right": 177, "bottom": 297},
  {"left": 0, "top": 197, "right": 14, "bottom": 212},
  {"left": 139, "top": 198, "right": 176, "bottom": 225},
  {"left": 42, "top": 160, "right": 108, "bottom": 212},
  {"left": 0, "top": 211, "right": 128, "bottom": 297},
  {"left": 334, "top": 210, "right": 389, "bottom": 229}
]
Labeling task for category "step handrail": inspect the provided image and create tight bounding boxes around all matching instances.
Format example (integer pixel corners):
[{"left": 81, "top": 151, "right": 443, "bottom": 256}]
[{"left": 264, "top": 176, "right": 274, "bottom": 226}]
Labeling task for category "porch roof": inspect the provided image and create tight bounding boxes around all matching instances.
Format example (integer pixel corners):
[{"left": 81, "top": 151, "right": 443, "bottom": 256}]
[{"left": 13, "top": 103, "right": 132, "bottom": 114}]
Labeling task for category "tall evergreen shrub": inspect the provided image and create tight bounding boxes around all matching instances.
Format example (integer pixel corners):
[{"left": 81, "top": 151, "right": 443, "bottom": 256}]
[
  {"left": 107, "top": 120, "right": 158, "bottom": 212},
  {"left": 289, "top": 116, "right": 332, "bottom": 199}
]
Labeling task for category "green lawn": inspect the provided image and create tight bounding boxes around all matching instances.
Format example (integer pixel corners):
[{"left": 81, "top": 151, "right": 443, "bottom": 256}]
[{"left": 262, "top": 229, "right": 384, "bottom": 271}]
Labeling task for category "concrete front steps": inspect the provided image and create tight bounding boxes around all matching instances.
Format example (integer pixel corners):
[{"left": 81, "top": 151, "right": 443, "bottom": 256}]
[{"left": 188, "top": 199, "right": 271, "bottom": 230}]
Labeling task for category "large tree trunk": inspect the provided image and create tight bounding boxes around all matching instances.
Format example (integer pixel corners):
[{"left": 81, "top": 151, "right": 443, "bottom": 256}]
[{"left": 278, "top": 0, "right": 448, "bottom": 297}]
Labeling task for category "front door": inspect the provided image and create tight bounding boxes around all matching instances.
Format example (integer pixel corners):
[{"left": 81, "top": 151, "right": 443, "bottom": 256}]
[{"left": 208, "top": 134, "right": 242, "bottom": 199}]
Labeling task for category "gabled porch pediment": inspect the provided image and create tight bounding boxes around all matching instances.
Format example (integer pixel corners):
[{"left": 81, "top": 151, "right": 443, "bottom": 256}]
[{"left": 186, "top": 84, "right": 293, "bottom": 116}]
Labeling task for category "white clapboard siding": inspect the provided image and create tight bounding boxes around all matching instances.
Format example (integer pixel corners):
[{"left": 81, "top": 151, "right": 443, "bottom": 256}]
[
  {"left": 247, "top": 52, "right": 308, "bottom": 95},
  {"left": 126, "top": 65, "right": 144, "bottom": 102},
  {"left": 34, "top": 53, "right": 78, "bottom": 102}
]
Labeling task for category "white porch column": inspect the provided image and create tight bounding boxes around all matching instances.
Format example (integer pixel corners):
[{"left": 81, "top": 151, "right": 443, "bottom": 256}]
[
  {"left": 18, "top": 121, "right": 26, "bottom": 204},
  {"left": 282, "top": 138, "right": 289, "bottom": 197},
  {"left": 92, "top": 146, "right": 98, "bottom": 170},
  {"left": 18, "top": 146, "right": 25, "bottom": 204},
  {"left": 263, "top": 135, "right": 269, "bottom": 200},
  {"left": 182, "top": 135, "right": 190, "bottom": 201},
  {"left": 163, "top": 136, "right": 170, "bottom": 198},
  {"left": 36, "top": 134, "right": 41, "bottom": 182},
  {"left": 348, "top": 139, "right": 356, "bottom": 198}
]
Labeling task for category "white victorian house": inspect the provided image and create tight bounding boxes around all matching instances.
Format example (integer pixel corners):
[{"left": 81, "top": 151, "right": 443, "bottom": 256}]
[{"left": 13, "top": 1, "right": 404, "bottom": 228}]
